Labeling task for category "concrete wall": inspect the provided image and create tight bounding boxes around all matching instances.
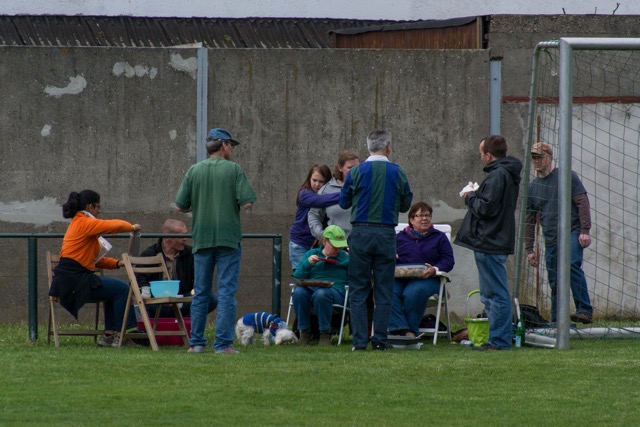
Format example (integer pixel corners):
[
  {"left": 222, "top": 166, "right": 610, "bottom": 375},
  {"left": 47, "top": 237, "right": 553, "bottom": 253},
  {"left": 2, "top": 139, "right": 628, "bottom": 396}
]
[
  {"left": 0, "top": 46, "right": 490, "bottom": 324},
  {"left": 3, "top": 14, "right": 637, "bottom": 327}
]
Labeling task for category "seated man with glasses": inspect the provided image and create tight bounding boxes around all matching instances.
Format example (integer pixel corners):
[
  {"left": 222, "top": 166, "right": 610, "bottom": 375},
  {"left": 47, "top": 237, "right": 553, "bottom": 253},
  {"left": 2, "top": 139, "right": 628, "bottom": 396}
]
[
  {"left": 136, "top": 219, "right": 218, "bottom": 318},
  {"left": 389, "top": 202, "right": 455, "bottom": 337}
]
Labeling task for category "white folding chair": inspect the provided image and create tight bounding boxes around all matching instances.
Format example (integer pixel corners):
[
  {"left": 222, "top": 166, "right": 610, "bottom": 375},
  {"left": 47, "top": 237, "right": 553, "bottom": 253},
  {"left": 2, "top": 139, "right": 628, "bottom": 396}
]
[
  {"left": 286, "top": 282, "right": 350, "bottom": 345},
  {"left": 394, "top": 223, "right": 453, "bottom": 345}
]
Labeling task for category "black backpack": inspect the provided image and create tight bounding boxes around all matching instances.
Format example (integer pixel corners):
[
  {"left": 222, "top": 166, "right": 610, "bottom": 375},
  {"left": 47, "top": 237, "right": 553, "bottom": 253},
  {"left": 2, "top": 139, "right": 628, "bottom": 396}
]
[{"left": 520, "top": 304, "right": 549, "bottom": 328}]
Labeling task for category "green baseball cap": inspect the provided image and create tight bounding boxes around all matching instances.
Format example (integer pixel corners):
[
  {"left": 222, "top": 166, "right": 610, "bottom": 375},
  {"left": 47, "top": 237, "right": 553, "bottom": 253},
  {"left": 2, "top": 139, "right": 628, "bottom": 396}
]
[{"left": 323, "top": 225, "right": 348, "bottom": 248}]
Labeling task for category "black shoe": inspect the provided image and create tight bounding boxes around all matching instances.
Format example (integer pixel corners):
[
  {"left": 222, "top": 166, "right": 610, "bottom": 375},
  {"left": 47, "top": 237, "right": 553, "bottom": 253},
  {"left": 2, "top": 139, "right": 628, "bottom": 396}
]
[
  {"left": 472, "top": 343, "right": 510, "bottom": 351},
  {"left": 352, "top": 346, "right": 367, "bottom": 352},
  {"left": 570, "top": 312, "right": 593, "bottom": 324},
  {"left": 371, "top": 342, "right": 388, "bottom": 351}
]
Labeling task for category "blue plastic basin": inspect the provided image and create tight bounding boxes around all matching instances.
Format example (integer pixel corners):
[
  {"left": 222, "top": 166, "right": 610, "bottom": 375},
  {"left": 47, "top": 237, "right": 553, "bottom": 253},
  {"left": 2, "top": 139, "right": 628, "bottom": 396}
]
[{"left": 149, "top": 280, "right": 180, "bottom": 297}]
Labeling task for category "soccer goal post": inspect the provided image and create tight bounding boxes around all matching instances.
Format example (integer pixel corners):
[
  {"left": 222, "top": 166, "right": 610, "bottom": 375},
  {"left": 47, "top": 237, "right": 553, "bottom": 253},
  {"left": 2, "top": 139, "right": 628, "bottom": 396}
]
[{"left": 516, "top": 38, "right": 640, "bottom": 349}]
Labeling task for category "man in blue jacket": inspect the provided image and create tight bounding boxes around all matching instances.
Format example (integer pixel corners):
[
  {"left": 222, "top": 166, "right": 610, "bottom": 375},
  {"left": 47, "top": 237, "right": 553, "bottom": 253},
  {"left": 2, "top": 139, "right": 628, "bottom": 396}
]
[
  {"left": 340, "top": 129, "right": 413, "bottom": 351},
  {"left": 455, "top": 135, "right": 522, "bottom": 351}
]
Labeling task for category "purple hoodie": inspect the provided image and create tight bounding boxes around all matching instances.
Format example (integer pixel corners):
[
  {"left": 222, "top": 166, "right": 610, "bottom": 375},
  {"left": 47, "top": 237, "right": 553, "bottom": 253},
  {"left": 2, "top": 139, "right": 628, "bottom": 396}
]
[
  {"left": 396, "top": 225, "right": 455, "bottom": 273},
  {"left": 289, "top": 188, "right": 340, "bottom": 248}
]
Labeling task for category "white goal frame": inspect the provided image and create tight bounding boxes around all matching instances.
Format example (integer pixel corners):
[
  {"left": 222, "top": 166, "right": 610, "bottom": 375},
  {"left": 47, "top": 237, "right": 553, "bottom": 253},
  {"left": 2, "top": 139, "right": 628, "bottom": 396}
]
[{"left": 521, "top": 38, "right": 640, "bottom": 350}]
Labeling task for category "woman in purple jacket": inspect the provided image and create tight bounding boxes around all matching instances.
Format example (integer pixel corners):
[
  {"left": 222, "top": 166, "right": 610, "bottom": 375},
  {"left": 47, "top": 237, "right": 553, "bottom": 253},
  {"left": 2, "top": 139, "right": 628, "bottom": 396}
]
[
  {"left": 389, "top": 202, "right": 455, "bottom": 337},
  {"left": 288, "top": 164, "right": 339, "bottom": 269}
]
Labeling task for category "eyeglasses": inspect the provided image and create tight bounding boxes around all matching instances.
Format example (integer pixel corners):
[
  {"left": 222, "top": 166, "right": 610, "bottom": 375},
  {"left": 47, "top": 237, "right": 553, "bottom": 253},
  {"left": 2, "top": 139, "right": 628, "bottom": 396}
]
[
  {"left": 413, "top": 214, "right": 432, "bottom": 219},
  {"left": 531, "top": 154, "right": 548, "bottom": 160}
]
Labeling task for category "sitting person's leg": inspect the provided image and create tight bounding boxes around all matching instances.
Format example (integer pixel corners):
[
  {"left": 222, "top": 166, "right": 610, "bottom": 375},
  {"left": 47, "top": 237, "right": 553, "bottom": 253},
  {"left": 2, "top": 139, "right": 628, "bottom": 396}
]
[
  {"left": 311, "top": 287, "right": 346, "bottom": 335},
  {"left": 388, "top": 279, "right": 410, "bottom": 335},
  {"left": 91, "top": 276, "right": 138, "bottom": 347},
  {"left": 91, "top": 276, "right": 137, "bottom": 332},
  {"left": 403, "top": 278, "right": 441, "bottom": 335},
  {"left": 145, "top": 303, "right": 177, "bottom": 318},
  {"left": 292, "top": 286, "right": 313, "bottom": 343},
  {"left": 145, "top": 303, "right": 162, "bottom": 318}
]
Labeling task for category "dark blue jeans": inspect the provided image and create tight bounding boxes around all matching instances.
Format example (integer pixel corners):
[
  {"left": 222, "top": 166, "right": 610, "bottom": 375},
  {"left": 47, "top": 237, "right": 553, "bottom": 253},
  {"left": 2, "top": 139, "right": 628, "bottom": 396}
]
[
  {"left": 347, "top": 226, "right": 396, "bottom": 349},
  {"left": 91, "top": 276, "right": 137, "bottom": 332},
  {"left": 292, "top": 286, "right": 346, "bottom": 334},
  {"left": 388, "top": 277, "right": 440, "bottom": 335},
  {"left": 545, "top": 232, "right": 593, "bottom": 321}
]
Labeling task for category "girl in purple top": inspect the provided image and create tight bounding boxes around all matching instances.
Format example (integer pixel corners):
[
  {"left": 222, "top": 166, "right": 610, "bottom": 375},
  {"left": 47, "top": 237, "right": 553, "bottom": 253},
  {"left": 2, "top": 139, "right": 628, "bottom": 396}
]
[
  {"left": 288, "top": 164, "right": 339, "bottom": 269},
  {"left": 389, "top": 202, "right": 455, "bottom": 337}
]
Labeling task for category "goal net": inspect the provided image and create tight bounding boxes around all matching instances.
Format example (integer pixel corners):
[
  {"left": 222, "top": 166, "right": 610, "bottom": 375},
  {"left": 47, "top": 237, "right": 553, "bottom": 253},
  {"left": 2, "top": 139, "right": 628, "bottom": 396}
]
[{"left": 515, "top": 39, "right": 640, "bottom": 341}]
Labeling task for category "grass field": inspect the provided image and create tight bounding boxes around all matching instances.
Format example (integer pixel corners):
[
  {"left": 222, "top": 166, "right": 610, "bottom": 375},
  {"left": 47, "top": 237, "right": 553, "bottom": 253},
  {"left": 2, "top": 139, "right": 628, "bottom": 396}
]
[{"left": 1, "top": 323, "right": 639, "bottom": 426}]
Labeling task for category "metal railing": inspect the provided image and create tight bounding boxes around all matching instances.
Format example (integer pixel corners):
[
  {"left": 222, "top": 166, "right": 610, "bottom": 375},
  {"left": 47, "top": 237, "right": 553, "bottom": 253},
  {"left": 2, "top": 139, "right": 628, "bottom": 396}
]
[{"left": 0, "top": 232, "right": 282, "bottom": 341}]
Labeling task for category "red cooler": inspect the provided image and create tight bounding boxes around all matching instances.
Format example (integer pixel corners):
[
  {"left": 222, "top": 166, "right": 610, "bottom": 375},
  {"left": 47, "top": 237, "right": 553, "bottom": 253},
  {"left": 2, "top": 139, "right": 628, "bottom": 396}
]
[{"left": 137, "top": 317, "right": 191, "bottom": 346}]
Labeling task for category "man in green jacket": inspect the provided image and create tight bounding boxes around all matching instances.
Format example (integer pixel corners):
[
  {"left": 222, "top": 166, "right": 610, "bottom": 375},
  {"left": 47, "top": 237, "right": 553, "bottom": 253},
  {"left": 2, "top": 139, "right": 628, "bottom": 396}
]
[{"left": 176, "top": 128, "right": 256, "bottom": 354}]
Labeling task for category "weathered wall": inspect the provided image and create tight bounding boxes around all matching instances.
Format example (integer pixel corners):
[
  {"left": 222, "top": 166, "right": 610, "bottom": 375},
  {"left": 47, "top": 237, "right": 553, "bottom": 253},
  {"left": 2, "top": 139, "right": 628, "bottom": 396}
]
[
  {"left": 490, "top": 15, "right": 640, "bottom": 143},
  {"left": 0, "top": 46, "right": 490, "bottom": 325},
  {"left": 5, "top": 14, "right": 636, "bottom": 328}
]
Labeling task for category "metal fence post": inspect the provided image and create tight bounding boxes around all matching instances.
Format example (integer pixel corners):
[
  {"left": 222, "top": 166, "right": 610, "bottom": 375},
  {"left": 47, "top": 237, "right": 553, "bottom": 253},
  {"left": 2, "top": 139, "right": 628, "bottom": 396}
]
[
  {"left": 28, "top": 237, "right": 38, "bottom": 341},
  {"left": 272, "top": 235, "right": 282, "bottom": 315}
]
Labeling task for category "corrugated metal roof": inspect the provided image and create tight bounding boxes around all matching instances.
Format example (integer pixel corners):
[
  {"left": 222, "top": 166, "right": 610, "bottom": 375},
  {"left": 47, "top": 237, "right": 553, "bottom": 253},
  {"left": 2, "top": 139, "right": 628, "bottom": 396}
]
[
  {"left": 329, "top": 16, "right": 478, "bottom": 35},
  {"left": 0, "top": 15, "right": 416, "bottom": 48}
]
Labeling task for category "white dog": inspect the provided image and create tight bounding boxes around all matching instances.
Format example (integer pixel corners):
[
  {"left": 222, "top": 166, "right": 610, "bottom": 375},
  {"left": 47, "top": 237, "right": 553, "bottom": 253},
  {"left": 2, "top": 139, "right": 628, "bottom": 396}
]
[{"left": 235, "top": 312, "right": 298, "bottom": 346}]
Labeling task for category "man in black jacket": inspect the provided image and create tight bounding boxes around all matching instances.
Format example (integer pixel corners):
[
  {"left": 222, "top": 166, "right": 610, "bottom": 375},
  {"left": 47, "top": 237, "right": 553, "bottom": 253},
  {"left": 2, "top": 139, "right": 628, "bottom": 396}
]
[
  {"left": 455, "top": 135, "right": 522, "bottom": 350},
  {"left": 137, "top": 219, "right": 218, "bottom": 317}
]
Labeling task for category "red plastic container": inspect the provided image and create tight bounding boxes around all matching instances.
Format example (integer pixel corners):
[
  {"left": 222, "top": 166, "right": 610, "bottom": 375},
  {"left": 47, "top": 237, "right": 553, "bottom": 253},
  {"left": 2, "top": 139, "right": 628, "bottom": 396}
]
[{"left": 137, "top": 317, "right": 191, "bottom": 346}]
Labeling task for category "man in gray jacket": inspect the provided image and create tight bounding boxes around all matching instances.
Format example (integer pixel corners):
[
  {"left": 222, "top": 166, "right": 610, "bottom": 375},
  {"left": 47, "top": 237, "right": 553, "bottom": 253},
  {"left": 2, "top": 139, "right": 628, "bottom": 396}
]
[{"left": 455, "top": 135, "right": 522, "bottom": 350}]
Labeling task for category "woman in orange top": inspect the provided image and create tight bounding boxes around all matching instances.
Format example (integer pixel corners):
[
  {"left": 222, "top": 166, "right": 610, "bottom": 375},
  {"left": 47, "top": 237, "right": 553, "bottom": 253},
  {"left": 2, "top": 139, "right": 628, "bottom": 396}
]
[{"left": 49, "top": 190, "right": 141, "bottom": 347}]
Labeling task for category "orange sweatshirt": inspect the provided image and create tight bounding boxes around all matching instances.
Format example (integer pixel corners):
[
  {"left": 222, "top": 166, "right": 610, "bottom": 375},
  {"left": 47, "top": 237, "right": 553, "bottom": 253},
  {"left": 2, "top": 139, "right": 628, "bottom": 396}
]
[{"left": 59, "top": 212, "right": 135, "bottom": 271}]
